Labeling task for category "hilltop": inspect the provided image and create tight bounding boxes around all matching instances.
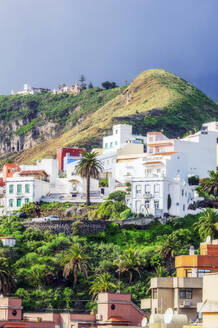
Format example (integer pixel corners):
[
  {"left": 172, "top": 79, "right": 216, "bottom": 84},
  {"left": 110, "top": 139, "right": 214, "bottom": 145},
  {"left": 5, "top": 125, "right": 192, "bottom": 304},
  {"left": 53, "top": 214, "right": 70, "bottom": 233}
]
[{"left": 1, "top": 69, "right": 218, "bottom": 164}]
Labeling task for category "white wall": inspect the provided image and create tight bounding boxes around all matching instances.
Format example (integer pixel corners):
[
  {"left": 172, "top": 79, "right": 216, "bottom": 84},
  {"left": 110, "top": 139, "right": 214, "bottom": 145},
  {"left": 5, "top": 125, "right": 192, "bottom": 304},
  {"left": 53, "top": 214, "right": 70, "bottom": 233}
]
[
  {"left": 174, "top": 131, "right": 217, "bottom": 178},
  {"left": 5, "top": 177, "right": 50, "bottom": 211},
  {"left": 128, "top": 176, "right": 197, "bottom": 218}
]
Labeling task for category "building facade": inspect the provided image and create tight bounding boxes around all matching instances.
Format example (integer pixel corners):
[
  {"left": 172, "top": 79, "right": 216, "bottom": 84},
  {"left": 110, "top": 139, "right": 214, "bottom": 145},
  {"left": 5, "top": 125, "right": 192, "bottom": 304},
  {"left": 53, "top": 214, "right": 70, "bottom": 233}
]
[
  {"left": 0, "top": 293, "right": 145, "bottom": 328},
  {"left": 5, "top": 174, "right": 50, "bottom": 211},
  {"left": 103, "top": 124, "right": 146, "bottom": 153},
  {"left": 56, "top": 147, "right": 85, "bottom": 171}
]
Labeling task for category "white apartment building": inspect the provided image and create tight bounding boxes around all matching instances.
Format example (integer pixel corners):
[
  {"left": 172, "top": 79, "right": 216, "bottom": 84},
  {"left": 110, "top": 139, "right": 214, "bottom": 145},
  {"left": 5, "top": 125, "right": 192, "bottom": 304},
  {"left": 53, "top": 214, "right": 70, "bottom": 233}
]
[
  {"left": 122, "top": 152, "right": 199, "bottom": 217},
  {"left": 103, "top": 124, "right": 146, "bottom": 152},
  {"left": 147, "top": 122, "right": 218, "bottom": 178},
  {"left": 5, "top": 174, "right": 50, "bottom": 211},
  {"left": 128, "top": 176, "right": 196, "bottom": 218}
]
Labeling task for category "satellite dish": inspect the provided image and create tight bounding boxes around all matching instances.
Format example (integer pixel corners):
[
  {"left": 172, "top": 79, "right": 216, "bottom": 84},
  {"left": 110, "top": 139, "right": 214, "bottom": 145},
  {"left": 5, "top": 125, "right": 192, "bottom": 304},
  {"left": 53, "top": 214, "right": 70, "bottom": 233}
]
[
  {"left": 141, "top": 317, "right": 148, "bottom": 327},
  {"left": 206, "top": 236, "right": 211, "bottom": 244},
  {"left": 164, "top": 308, "right": 173, "bottom": 324}
]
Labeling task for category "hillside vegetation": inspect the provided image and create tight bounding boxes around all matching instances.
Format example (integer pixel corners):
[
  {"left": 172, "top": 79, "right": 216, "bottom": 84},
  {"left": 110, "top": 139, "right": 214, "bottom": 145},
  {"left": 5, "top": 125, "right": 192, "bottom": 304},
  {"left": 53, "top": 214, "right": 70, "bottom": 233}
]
[
  {"left": 0, "top": 87, "right": 124, "bottom": 164},
  {"left": 0, "top": 211, "right": 215, "bottom": 311},
  {"left": 16, "top": 69, "right": 218, "bottom": 164},
  {"left": 0, "top": 69, "right": 217, "bottom": 164}
]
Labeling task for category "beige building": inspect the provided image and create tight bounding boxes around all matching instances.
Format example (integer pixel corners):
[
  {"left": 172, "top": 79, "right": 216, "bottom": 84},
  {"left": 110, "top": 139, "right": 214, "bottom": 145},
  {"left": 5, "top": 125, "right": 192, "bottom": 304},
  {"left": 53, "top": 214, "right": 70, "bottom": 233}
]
[
  {"left": 141, "top": 277, "right": 202, "bottom": 321},
  {"left": 198, "top": 273, "right": 218, "bottom": 328}
]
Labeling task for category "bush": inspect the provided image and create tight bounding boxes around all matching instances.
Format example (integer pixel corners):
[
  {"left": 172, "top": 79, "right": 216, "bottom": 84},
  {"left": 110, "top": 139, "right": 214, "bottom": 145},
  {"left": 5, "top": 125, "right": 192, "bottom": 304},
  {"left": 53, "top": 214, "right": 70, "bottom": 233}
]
[
  {"left": 108, "top": 191, "right": 126, "bottom": 202},
  {"left": 120, "top": 209, "right": 132, "bottom": 220}
]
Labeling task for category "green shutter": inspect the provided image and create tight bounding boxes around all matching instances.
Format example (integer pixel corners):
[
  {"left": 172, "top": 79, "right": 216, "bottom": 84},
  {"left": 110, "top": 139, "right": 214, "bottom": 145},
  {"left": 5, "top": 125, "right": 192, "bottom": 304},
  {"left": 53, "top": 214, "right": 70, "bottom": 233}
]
[
  {"left": 17, "top": 185, "right": 22, "bottom": 194},
  {"left": 25, "top": 198, "right": 29, "bottom": 204},
  {"left": 25, "top": 184, "right": 30, "bottom": 193},
  {"left": 17, "top": 198, "right": 22, "bottom": 207},
  {"left": 9, "top": 199, "right": 13, "bottom": 207},
  {"left": 9, "top": 185, "right": 13, "bottom": 194}
]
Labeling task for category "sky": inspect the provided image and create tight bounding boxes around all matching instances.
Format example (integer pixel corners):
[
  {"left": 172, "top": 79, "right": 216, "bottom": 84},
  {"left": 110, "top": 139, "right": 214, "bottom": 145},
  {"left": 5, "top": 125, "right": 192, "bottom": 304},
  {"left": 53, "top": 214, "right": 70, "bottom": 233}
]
[{"left": 0, "top": 0, "right": 218, "bottom": 98}]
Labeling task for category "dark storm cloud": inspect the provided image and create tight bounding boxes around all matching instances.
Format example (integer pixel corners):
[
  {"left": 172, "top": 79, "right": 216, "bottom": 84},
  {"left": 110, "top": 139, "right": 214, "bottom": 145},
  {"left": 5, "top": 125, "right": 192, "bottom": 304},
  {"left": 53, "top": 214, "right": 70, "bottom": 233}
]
[{"left": 0, "top": 0, "right": 218, "bottom": 98}]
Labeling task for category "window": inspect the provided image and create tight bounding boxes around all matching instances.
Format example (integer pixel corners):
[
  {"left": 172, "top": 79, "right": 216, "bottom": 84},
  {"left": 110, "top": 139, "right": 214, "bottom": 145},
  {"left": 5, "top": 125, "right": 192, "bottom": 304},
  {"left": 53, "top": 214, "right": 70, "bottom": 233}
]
[
  {"left": 197, "top": 269, "right": 211, "bottom": 278},
  {"left": 179, "top": 289, "right": 192, "bottom": 299},
  {"left": 145, "top": 169, "right": 153, "bottom": 177},
  {"left": 115, "top": 141, "right": 118, "bottom": 145},
  {"left": 8, "top": 169, "right": 10, "bottom": 173},
  {"left": 17, "top": 184, "right": 22, "bottom": 195},
  {"left": 136, "top": 185, "right": 142, "bottom": 196},
  {"left": 183, "top": 204, "right": 185, "bottom": 211},
  {"left": 145, "top": 201, "right": 150, "bottom": 208},
  {"left": 9, "top": 185, "right": 14, "bottom": 194},
  {"left": 115, "top": 130, "right": 118, "bottom": 134},
  {"left": 110, "top": 142, "right": 113, "bottom": 148},
  {"left": 182, "top": 189, "right": 184, "bottom": 196},
  {"left": 154, "top": 201, "right": 159, "bottom": 209},
  {"left": 17, "top": 198, "right": 22, "bottom": 207},
  {"left": 145, "top": 184, "right": 150, "bottom": 193},
  {"left": 153, "top": 288, "right": 158, "bottom": 299},
  {"left": 186, "top": 269, "right": 193, "bottom": 278},
  {"left": 25, "top": 184, "right": 30, "bottom": 193},
  {"left": 105, "top": 143, "right": 108, "bottom": 149},
  {"left": 9, "top": 199, "right": 13, "bottom": 208},
  {"left": 154, "top": 184, "right": 160, "bottom": 195},
  {"left": 25, "top": 198, "right": 30, "bottom": 204},
  {"left": 176, "top": 202, "right": 179, "bottom": 206}
]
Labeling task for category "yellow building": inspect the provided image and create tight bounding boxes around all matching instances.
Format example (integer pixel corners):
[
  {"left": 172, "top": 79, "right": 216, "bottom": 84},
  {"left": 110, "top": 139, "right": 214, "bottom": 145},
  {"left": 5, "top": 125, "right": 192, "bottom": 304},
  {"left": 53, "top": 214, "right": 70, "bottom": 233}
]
[{"left": 198, "top": 273, "right": 218, "bottom": 328}]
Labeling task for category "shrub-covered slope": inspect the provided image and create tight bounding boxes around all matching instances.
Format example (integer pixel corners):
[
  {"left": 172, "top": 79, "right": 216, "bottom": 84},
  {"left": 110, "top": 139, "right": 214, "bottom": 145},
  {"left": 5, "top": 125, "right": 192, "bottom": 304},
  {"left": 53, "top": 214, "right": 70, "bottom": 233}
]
[{"left": 15, "top": 69, "right": 218, "bottom": 164}]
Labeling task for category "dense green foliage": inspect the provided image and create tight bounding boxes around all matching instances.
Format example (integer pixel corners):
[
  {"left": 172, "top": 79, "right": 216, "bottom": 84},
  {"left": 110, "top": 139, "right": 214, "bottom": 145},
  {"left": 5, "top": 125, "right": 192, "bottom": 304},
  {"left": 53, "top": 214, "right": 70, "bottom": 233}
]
[
  {"left": 0, "top": 87, "right": 124, "bottom": 148},
  {"left": 197, "top": 170, "right": 218, "bottom": 198},
  {"left": 0, "top": 210, "right": 217, "bottom": 311}
]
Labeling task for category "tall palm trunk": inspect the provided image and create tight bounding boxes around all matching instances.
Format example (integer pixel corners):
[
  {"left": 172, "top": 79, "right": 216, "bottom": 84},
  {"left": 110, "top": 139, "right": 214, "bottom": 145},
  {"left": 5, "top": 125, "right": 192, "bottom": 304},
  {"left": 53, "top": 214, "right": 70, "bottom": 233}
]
[{"left": 86, "top": 175, "right": 90, "bottom": 206}]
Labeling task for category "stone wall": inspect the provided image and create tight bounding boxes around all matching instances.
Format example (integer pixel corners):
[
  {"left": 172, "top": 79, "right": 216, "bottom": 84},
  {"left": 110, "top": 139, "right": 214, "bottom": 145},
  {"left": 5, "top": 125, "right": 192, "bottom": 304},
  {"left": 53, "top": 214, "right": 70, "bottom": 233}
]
[{"left": 23, "top": 220, "right": 108, "bottom": 235}]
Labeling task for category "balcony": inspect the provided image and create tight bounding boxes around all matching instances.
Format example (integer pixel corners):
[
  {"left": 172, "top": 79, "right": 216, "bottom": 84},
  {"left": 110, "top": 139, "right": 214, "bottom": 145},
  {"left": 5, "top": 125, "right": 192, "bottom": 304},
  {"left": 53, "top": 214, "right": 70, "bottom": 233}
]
[{"left": 141, "top": 298, "right": 152, "bottom": 309}]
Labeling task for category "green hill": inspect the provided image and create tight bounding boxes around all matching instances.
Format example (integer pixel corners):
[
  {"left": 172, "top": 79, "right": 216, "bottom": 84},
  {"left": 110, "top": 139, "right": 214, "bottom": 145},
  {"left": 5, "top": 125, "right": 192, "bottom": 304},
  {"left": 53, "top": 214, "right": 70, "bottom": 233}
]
[{"left": 1, "top": 69, "right": 218, "bottom": 164}]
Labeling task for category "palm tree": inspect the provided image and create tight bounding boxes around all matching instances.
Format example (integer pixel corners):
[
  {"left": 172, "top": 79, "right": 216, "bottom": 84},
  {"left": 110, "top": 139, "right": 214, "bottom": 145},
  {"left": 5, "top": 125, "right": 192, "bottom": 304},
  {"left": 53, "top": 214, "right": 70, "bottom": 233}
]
[
  {"left": 61, "top": 243, "right": 88, "bottom": 289},
  {"left": 158, "top": 233, "right": 182, "bottom": 272},
  {"left": 194, "top": 208, "right": 218, "bottom": 241},
  {"left": 198, "top": 170, "right": 218, "bottom": 197},
  {"left": 0, "top": 258, "right": 14, "bottom": 295},
  {"left": 89, "top": 272, "right": 117, "bottom": 300},
  {"left": 75, "top": 151, "right": 103, "bottom": 205},
  {"left": 114, "top": 248, "right": 145, "bottom": 284}
]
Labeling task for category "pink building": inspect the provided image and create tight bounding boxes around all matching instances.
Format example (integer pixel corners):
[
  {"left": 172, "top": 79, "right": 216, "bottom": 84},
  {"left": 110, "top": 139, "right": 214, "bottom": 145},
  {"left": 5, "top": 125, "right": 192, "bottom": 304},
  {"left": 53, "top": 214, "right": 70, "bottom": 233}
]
[{"left": 0, "top": 293, "right": 145, "bottom": 328}]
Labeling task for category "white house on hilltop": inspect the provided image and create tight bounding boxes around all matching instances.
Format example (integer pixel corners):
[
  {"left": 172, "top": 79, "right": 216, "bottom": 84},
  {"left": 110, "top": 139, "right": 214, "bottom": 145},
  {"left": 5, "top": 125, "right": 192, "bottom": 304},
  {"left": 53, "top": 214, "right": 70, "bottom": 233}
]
[{"left": 12, "top": 84, "right": 50, "bottom": 95}]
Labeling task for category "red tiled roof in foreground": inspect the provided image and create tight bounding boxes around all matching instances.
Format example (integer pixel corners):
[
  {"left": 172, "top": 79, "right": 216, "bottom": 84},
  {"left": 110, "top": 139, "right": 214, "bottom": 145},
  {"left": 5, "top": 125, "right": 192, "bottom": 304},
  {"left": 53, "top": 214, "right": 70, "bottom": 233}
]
[{"left": 19, "top": 170, "right": 48, "bottom": 177}]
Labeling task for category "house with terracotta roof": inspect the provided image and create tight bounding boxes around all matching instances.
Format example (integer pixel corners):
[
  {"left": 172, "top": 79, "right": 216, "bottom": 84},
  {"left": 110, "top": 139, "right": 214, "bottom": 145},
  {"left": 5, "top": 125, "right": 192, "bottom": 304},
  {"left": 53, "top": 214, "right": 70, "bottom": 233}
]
[{"left": 0, "top": 293, "right": 145, "bottom": 328}]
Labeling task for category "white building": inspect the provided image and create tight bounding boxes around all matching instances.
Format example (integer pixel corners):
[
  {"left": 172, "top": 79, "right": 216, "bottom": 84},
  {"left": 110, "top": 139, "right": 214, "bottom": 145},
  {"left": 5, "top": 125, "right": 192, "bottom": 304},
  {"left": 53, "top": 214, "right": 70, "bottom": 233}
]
[
  {"left": 65, "top": 161, "right": 99, "bottom": 197},
  {"left": 0, "top": 237, "right": 16, "bottom": 247},
  {"left": 147, "top": 122, "right": 218, "bottom": 178},
  {"left": 52, "top": 83, "right": 82, "bottom": 95},
  {"left": 103, "top": 124, "right": 146, "bottom": 152},
  {"left": 20, "top": 159, "right": 59, "bottom": 191},
  {"left": 14, "top": 84, "right": 50, "bottom": 95},
  {"left": 128, "top": 176, "right": 197, "bottom": 218},
  {"left": 5, "top": 171, "right": 50, "bottom": 211}
]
